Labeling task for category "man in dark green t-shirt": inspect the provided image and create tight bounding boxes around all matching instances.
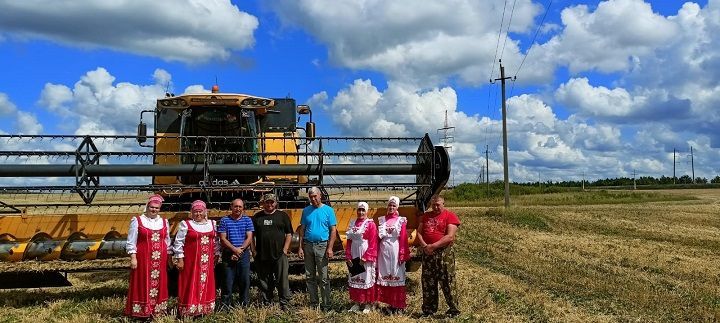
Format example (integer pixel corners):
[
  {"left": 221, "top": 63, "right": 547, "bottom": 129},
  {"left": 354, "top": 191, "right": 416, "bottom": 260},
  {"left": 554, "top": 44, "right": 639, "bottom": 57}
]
[{"left": 252, "top": 193, "right": 293, "bottom": 309}]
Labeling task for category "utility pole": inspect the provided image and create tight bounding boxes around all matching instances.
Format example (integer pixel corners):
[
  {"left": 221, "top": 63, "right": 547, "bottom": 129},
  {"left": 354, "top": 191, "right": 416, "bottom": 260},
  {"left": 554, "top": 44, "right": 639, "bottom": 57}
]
[
  {"left": 632, "top": 169, "right": 637, "bottom": 190},
  {"left": 673, "top": 148, "right": 676, "bottom": 185},
  {"left": 476, "top": 165, "right": 485, "bottom": 184},
  {"left": 582, "top": 172, "right": 585, "bottom": 191},
  {"left": 690, "top": 146, "right": 695, "bottom": 183},
  {"left": 438, "top": 109, "right": 455, "bottom": 150},
  {"left": 438, "top": 109, "right": 455, "bottom": 186},
  {"left": 484, "top": 145, "right": 490, "bottom": 195},
  {"left": 492, "top": 60, "right": 513, "bottom": 208},
  {"left": 539, "top": 172, "right": 542, "bottom": 189}
]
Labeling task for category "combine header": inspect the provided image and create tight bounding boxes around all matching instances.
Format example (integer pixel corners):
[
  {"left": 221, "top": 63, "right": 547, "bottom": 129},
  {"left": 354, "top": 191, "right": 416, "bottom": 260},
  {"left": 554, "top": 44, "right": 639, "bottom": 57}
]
[{"left": 0, "top": 87, "right": 450, "bottom": 269}]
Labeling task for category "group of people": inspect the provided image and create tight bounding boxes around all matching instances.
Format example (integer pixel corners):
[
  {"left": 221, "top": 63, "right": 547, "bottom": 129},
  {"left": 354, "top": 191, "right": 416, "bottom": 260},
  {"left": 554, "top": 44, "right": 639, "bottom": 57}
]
[
  {"left": 123, "top": 188, "right": 461, "bottom": 319},
  {"left": 344, "top": 195, "right": 461, "bottom": 317}
]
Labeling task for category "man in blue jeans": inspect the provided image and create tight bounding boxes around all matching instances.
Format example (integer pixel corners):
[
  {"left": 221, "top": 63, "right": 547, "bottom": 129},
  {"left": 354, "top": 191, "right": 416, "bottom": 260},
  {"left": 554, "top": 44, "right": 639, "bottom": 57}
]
[
  {"left": 297, "top": 187, "right": 337, "bottom": 310},
  {"left": 217, "top": 198, "right": 254, "bottom": 308}
]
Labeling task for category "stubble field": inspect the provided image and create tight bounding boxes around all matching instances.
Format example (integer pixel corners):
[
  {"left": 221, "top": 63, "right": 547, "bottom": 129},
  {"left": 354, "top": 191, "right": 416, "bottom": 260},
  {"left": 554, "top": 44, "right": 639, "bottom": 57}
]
[{"left": 1, "top": 189, "right": 719, "bottom": 322}]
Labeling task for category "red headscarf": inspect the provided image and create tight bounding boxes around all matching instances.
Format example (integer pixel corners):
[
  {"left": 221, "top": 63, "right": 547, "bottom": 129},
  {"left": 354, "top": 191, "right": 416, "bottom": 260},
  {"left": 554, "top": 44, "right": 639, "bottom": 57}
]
[
  {"left": 147, "top": 194, "right": 164, "bottom": 207},
  {"left": 191, "top": 200, "right": 207, "bottom": 212}
]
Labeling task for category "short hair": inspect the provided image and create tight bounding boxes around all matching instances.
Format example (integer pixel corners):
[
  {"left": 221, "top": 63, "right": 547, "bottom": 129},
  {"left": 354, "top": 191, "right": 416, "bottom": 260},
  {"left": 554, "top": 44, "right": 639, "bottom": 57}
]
[
  {"left": 430, "top": 195, "right": 444, "bottom": 203},
  {"left": 308, "top": 186, "right": 321, "bottom": 196}
]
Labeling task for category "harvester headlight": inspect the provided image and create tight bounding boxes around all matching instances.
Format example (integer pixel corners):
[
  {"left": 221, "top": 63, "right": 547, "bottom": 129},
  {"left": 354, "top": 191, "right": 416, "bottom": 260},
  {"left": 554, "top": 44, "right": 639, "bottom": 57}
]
[
  {"left": 241, "top": 97, "right": 271, "bottom": 106},
  {"left": 161, "top": 100, "right": 170, "bottom": 106},
  {"left": 171, "top": 99, "right": 178, "bottom": 105},
  {"left": 179, "top": 99, "right": 187, "bottom": 106}
]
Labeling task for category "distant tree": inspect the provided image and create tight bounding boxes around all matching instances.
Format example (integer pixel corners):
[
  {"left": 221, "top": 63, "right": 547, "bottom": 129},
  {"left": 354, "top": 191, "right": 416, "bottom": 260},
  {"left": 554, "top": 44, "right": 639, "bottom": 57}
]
[
  {"left": 512, "top": 174, "right": 720, "bottom": 187},
  {"left": 678, "top": 175, "right": 693, "bottom": 184},
  {"left": 658, "top": 176, "right": 675, "bottom": 185},
  {"left": 637, "top": 176, "right": 658, "bottom": 185}
]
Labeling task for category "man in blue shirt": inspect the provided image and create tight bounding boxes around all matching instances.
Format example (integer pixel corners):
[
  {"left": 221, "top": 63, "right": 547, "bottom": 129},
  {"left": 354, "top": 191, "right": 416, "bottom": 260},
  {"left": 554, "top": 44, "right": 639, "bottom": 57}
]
[
  {"left": 217, "top": 198, "right": 254, "bottom": 308},
  {"left": 298, "top": 187, "right": 337, "bottom": 310}
]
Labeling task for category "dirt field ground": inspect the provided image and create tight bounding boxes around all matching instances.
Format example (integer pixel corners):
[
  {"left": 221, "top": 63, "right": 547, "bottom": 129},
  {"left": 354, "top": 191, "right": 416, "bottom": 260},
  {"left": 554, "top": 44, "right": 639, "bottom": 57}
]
[{"left": 0, "top": 189, "right": 718, "bottom": 322}]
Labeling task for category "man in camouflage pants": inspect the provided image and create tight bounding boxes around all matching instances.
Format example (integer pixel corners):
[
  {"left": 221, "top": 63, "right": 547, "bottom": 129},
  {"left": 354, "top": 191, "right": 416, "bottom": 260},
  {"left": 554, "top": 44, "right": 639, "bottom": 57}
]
[{"left": 416, "top": 195, "right": 461, "bottom": 318}]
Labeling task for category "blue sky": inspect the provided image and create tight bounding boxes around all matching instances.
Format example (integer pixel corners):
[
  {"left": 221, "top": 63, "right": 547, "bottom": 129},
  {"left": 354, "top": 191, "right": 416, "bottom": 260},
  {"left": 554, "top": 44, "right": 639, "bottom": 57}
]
[{"left": 0, "top": 0, "right": 717, "bottom": 184}]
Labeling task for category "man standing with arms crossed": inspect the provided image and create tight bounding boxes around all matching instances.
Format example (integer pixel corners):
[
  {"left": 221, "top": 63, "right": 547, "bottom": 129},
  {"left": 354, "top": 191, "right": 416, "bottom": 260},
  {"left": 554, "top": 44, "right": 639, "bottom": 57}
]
[
  {"left": 297, "top": 187, "right": 337, "bottom": 311},
  {"left": 252, "top": 193, "right": 293, "bottom": 310},
  {"left": 217, "top": 198, "right": 254, "bottom": 309},
  {"left": 415, "top": 195, "right": 461, "bottom": 318}
]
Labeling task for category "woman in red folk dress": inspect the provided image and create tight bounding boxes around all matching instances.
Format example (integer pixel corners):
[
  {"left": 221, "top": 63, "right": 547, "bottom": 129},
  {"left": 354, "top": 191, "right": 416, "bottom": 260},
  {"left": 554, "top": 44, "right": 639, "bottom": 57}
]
[
  {"left": 172, "top": 200, "right": 220, "bottom": 317},
  {"left": 124, "top": 194, "right": 172, "bottom": 318},
  {"left": 376, "top": 196, "right": 411, "bottom": 314},
  {"left": 345, "top": 201, "right": 378, "bottom": 314}
]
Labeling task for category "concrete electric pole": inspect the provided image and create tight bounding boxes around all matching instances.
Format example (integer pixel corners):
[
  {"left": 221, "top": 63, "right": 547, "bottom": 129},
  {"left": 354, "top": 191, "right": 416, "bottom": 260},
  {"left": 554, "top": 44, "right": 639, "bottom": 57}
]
[{"left": 492, "top": 60, "right": 514, "bottom": 208}]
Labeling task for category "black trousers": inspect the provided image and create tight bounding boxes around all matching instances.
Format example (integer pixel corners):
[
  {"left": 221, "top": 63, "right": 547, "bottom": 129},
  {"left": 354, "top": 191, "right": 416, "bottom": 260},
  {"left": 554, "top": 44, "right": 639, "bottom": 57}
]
[{"left": 256, "top": 254, "right": 290, "bottom": 305}]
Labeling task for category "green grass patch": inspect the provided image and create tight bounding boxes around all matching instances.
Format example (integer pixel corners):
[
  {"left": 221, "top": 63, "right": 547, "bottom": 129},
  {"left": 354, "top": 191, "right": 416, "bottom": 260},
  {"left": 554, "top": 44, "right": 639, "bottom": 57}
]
[
  {"left": 484, "top": 208, "right": 551, "bottom": 231},
  {"left": 445, "top": 189, "right": 696, "bottom": 207},
  {"left": 489, "top": 288, "right": 510, "bottom": 304}
]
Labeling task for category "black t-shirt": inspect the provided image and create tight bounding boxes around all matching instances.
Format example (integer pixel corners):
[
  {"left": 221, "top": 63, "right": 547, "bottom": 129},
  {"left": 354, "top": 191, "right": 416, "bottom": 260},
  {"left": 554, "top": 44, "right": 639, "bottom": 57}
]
[{"left": 252, "top": 210, "right": 293, "bottom": 261}]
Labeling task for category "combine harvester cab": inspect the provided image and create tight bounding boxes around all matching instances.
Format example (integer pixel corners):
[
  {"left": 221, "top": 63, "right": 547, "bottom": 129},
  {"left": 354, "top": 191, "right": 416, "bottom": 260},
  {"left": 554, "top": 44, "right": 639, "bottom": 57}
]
[{"left": 0, "top": 87, "right": 450, "bottom": 278}]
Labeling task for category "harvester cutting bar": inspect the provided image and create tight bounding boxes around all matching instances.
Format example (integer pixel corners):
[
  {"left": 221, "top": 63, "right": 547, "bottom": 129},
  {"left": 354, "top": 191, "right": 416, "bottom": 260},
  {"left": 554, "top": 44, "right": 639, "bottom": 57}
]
[
  {"left": 3, "top": 202, "right": 145, "bottom": 208},
  {"left": 0, "top": 163, "right": 422, "bottom": 177},
  {"left": 2, "top": 197, "right": 421, "bottom": 210},
  {"left": 0, "top": 135, "right": 424, "bottom": 141},
  {"left": 0, "top": 151, "right": 426, "bottom": 157},
  {"left": 0, "top": 183, "right": 428, "bottom": 191}
]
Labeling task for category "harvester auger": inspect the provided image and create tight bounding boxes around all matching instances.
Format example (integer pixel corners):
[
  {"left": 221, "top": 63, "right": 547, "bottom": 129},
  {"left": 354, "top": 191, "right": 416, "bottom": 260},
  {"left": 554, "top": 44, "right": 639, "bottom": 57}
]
[{"left": 0, "top": 89, "right": 450, "bottom": 276}]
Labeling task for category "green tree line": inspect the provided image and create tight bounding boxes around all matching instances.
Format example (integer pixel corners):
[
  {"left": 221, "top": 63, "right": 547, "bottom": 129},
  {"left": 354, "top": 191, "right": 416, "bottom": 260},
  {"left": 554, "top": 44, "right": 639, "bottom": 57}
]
[{"left": 445, "top": 175, "right": 720, "bottom": 201}]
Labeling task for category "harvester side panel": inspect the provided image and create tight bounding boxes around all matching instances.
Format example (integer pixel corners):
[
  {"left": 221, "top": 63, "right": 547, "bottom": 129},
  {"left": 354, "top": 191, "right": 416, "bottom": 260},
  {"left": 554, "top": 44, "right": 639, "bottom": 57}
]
[{"left": 153, "top": 134, "right": 181, "bottom": 185}]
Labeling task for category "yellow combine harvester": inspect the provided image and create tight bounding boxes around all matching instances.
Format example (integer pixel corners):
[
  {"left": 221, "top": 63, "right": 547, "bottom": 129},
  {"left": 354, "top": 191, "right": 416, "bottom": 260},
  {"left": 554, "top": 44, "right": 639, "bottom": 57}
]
[{"left": 0, "top": 86, "right": 450, "bottom": 274}]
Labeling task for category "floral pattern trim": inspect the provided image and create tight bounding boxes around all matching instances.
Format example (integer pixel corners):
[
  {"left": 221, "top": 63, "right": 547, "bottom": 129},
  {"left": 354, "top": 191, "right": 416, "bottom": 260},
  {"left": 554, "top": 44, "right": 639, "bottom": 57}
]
[
  {"left": 179, "top": 301, "right": 215, "bottom": 316},
  {"left": 178, "top": 224, "right": 215, "bottom": 316},
  {"left": 131, "top": 301, "right": 168, "bottom": 315}
]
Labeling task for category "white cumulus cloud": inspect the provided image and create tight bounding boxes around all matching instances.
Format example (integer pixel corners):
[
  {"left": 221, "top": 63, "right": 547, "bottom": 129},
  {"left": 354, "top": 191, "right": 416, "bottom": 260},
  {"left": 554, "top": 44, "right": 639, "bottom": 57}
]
[
  {"left": 37, "top": 67, "right": 170, "bottom": 135},
  {"left": 0, "top": 92, "right": 17, "bottom": 115},
  {"left": 14, "top": 111, "right": 43, "bottom": 135},
  {"left": 269, "top": 0, "right": 543, "bottom": 86},
  {"left": 0, "top": 0, "right": 259, "bottom": 63},
  {"left": 534, "top": 0, "right": 678, "bottom": 73}
]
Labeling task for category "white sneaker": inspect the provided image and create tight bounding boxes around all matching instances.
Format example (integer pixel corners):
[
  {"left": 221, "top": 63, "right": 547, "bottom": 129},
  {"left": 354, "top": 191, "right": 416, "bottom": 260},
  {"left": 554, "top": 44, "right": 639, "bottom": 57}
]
[
  {"left": 362, "top": 305, "right": 372, "bottom": 314},
  {"left": 348, "top": 304, "right": 361, "bottom": 313}
]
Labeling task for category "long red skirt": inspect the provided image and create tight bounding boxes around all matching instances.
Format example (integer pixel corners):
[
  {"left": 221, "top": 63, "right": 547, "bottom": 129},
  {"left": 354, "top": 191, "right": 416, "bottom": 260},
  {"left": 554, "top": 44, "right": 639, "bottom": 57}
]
[
  {"left": 124, "top": 218, "right": 169, "bottom": 317},
  {"left": 377, "top": 285, "right": 406, "bottom": 309},
  {"left": 349, "top": 285, "right": 377, "bottom": 303},
  {"left": 177, "top": 221, "right": 216, "bottom": 316}
]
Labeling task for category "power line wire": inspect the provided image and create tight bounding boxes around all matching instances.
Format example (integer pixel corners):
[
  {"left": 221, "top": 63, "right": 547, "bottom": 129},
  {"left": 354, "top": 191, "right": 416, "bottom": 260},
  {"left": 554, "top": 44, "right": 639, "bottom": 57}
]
[
  {"left": 484, "top": 82, "right": 500, "bottom": 151},
  {"left": 487, "top": 0, "right": 513, "bottom": 157},
  {"left": 500, "top": 0, "right": 519, "bottom": 61},
  {"left": 510, "top": 0, "right": 553, "bottom": 97},
  {"left": 514, "top": 0, "right": 554, "bottom": 80},
  {"left": 489, "top": 0, "right": 509, "bottom": 81}
]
